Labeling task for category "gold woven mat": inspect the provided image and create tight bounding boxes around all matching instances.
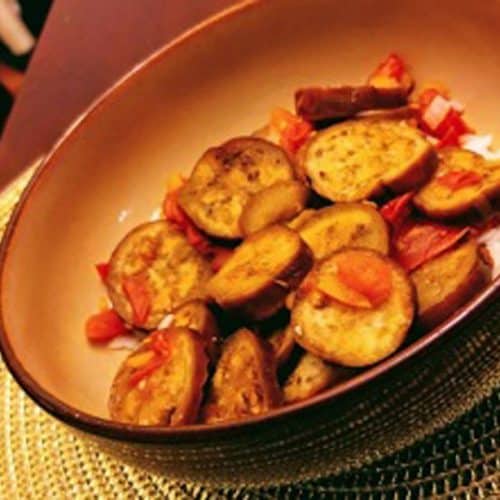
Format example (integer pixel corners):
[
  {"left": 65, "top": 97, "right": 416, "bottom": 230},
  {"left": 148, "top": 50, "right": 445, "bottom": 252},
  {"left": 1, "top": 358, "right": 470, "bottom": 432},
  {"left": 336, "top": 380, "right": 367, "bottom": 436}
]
[{"left": 0, "top": 165, "right": 499, "bottom": 498}]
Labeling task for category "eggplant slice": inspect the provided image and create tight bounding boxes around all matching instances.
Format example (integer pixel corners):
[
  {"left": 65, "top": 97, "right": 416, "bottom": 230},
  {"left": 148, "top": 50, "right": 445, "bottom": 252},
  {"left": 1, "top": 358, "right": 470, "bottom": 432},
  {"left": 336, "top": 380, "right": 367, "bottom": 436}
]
[
  {"left": 302, "top": 119, "right": 436, "bottom": 203},
  {"left": 201, "top": 328, "right": 282, "bottom": 424},
  {"left": 414, "top": 148, "right": 500, "bottom": 219},
  {"left": 109, "top": 327, "right": 209, "bottom": 426},
  {"left": 206, "top": 224, "right": 313, "bottom": 320},
  {"left": 106, "top": 221, "right": 213, "bottom": 329},
  {"left": 411, "top": 239, "right": 492, "bottom": 329},
  {"left": 298, "top": 202, "right": 390, "bottom": 260},
  {"left": 283, "top": 353, "right": 352, "bottom": 404},
  {"left": 295, "top": 85, "right": 408, "bottom": 122},
  {"left": 239, "top": 180, "right": 309, "bottom": 236},
  {"left": 178, "top": 137, "right": 296, "bottom": 239},
  {"left": 291, "top": 249, "right": 415, "bottom": 367}
]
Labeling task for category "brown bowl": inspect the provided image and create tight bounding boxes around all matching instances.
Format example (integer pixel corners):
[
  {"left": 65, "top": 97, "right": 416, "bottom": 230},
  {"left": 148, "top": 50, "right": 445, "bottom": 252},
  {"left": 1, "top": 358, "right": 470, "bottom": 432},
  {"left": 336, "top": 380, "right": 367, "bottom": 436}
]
[{"left": 1, "top": 0, "right": 499, "bottom": 487}]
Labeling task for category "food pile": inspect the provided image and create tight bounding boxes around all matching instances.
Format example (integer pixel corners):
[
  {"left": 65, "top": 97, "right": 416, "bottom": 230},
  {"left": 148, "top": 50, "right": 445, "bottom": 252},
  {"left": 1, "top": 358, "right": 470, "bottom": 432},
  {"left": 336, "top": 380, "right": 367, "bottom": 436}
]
[{"left": 85, "top": 54, "right": 499, "bottom": 426}]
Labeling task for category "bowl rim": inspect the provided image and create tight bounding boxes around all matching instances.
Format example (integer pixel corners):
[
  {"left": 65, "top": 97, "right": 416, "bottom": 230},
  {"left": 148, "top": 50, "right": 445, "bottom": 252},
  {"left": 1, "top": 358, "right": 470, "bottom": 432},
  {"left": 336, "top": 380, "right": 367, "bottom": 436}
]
[{"left": 0, "top": 0, "right": 499, "bottom": 443}]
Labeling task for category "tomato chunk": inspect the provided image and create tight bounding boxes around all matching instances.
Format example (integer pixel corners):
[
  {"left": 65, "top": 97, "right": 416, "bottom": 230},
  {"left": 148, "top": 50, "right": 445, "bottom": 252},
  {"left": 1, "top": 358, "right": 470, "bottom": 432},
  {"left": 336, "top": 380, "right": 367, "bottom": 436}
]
[
  {"left": 335, "top": 253, "right": 393, "bottom": 307},
  {"left": 128, "top": 330, "right": 172, "bottom": 387},
  {"left": 128, "top": 355, "right": 164, "bottom": 387},
  {"left": 380, "top": 192, "right": 414, "bottom": 234},
  {"left": 95, "top": 262, "right": 110, "bottom": 282},
  {"left": 122, "top": 274, "right": 151, "bottom": 326},
  {"left": 85, "top": 309, "right": 128, "bottom": 342},
  {"left": 436, "top": 170, "right": 483, "bottom": 190},
  {"left": 270, "top": 107, "right": 312, "bottom": 155},
  {"left": 417, "top": 88, "right": 472, "bottom": 147},
  {"left": 368, "top": 53, "right": 413, "bottom": 91},
  {"left": 210, "top": 247, "right": 233, "bottom": 272},
  {"left": 394, "top": 221, "right": 469, "bottom": 271}
]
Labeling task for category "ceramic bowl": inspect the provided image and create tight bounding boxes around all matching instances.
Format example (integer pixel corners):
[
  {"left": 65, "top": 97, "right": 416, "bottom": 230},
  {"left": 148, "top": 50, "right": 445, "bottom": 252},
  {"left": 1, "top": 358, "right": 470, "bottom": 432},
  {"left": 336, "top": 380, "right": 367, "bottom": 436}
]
[{"left": 1, "top": 0, "right": 499, "bottom": 487}]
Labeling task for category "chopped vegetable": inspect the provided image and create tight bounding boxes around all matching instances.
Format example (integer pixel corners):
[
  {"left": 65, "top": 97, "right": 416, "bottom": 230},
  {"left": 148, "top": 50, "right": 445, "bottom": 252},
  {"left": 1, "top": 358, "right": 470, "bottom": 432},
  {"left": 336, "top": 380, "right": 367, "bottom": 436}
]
[
  {"left": 368, "top": 53, "right": 413, "bottom": 92},
  {"left": 122, "top": 274, "right": 151, "bottom": 326},
  {"left": 151, "top": 331, "right": 171, "bottom": 357},
  {"left": 270, "top": 107, "right": 312, "bottom": 155},
  {"left": 417, "top": 88, "right": 472, "bottom": 147},
  {"left": 380, "top": 192, "right": 414, "bottom": 234},
  {"left": 394, "top": 221, "right": 469, "bottom": 271},
  {"left": 436, "top": 170, "right": 483, "bottom": 190},
  {"left": 336, "top": 252, "right": 393, "bottom": 307},
  {"left": 317, "top": 271, "right": 373, "bottom": 309},
  {"left": 95, "top": 262, "right": 110, "bottom": 282},
  {"left": 164, "top": 187, "right": 232, "bottom": 263},
  {"left": 127, "top": 355, "right": 164, "bottom": 387},
  {"left": 85, "top": 309, "right": 128, "bottom": 342},
  {"left": 107, "top": 334, "right": 142, "bottom": 351},
  {"left": 210, "top": 247, "right": 233, "bottom": 272},
  {"left": 128, "top": 330, "right": 172, "bottom": 387},
  {"left": 460, "top": 134, "right": 500, "bottom": 161},
  {"left": 126, "top": 350, "right": 155, "bottom": 368}
]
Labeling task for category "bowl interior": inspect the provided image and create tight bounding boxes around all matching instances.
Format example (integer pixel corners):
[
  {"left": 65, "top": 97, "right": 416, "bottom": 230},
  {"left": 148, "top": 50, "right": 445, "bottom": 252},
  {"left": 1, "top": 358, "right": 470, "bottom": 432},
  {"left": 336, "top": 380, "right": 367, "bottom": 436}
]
[{"left": 2, "top": 0, "right": 500, "bottom": 420}]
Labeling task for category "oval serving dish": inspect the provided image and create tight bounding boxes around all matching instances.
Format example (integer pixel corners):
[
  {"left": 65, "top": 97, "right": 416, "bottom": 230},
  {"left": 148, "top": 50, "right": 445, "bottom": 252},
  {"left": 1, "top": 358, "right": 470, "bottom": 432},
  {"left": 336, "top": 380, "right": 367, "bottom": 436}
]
[{"left": 0, "top": 0, "right": 499, "bottom": 487}]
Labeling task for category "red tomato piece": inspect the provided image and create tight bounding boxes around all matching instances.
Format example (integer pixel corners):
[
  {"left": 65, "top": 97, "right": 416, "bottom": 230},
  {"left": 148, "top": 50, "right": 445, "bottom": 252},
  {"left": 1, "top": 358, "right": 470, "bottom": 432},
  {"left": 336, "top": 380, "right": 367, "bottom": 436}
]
[
  {"left": 95, "top": 262, "right": 110, "bottom": 282},
  {"left": 435, "top": 108, "right": 471, "bottom": 139},
  {"left": 418, "top": 88, "right": 472, "bottom": 143},
  {"left": 436, "top": 170, "right": 483, "bottom": 190},
  {"left": 122, "top": 274, "right": 151, "bottom": 326},
  {"left": 336, "top": 253, "right": 393, "bottom": 307},
  {"left": 210, "top": 247, "right": 233, "bottom": 272},
  {"left": 128, "top": 355, "right": 164, "bottom": 387},
  {"left": 270, "top": 107, "right": 312, "bottom": 155},
  {"left": 85, "top": 309, "right": 128, "bottom": 342},
  {"left": 380, "top": 192, "right": 415, "bottom": 234},
  {"left": 151, "top": 330, "right": 171, "bottom": 357},
  {"left": 372, "top": 53, "right": 406, "bottom": 80},
  {"left": 163, "top": 189, "right": 190, "bottom": 228},
  {"left": 394, "top": 221, "right": 469, "bottom": 271}
]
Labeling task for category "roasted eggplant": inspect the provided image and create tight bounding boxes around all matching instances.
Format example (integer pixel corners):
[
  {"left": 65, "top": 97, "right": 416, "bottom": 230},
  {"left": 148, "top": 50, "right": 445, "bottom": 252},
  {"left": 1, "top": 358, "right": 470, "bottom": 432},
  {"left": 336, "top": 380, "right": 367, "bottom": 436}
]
[{"left": 106, "top": 221, "right": 213, "bottom": 329}]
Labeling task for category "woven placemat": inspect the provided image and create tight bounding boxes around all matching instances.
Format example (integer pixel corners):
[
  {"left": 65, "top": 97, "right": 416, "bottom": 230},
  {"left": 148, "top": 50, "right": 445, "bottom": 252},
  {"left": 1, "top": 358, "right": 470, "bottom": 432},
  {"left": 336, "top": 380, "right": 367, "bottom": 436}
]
[{"left": 0, "top": 166, "right": 498, "bottom": 498}]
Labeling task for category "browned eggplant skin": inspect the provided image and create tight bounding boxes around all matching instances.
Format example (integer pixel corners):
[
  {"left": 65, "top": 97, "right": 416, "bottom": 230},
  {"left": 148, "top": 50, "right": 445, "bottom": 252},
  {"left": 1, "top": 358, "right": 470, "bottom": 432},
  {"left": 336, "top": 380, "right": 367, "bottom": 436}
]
[
  {"left": 108, "top": 328, "right": 209, "bottom": 426},
  {"left": 207, "top": 226, "right": 315, "bottom": 321},
  {"left": 291, "top": 249, "right": 416, "bottom": 367},
  {"left": 201, "top": 328, "right": 282, "bottom": 424},
  {"left": 171, "top": 300, "right": 220, "bottom": 363},
  {"left": 106, "top": 221, "right": 212, "bottom": 329},
  {"left": 177, "top": 136, "right": 296, "bottom": 239},
  {"left": 413, "top": 248, "right": 492, "bottom": 330},
  {"left": 268, "top": 326, "right": 295, "bottom": 366},
  {"left": 239, "top": 180, "right": 310, "bottom": 236},
  {"left": 295, "top": 85, "right": 408, "bottom": 122},
  {"left": 355, "top": 105, "right": 418, "bottom": 121},
  {"left": 233, "top": 241, "right": 314, "bottom": 320},
  {"left": 282, "top": 353, "right": 354, "bottom": 404}
]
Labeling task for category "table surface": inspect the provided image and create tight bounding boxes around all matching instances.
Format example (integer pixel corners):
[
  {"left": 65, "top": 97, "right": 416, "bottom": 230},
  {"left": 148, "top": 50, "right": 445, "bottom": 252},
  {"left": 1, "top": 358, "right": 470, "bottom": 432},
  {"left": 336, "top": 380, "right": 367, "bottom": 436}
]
[{"left": 0, "top": 0, "right": 236, "bottom": 187}]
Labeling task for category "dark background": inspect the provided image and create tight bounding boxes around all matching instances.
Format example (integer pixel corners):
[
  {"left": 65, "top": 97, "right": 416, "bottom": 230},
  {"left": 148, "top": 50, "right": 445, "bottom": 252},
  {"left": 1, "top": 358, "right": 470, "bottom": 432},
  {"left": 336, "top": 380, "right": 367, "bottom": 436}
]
[
  {"left": 0, "top": 0, "right": 235, "bottom": 187},
  {"left": 0, "top": 0, "right": 52, "bottom": 130}
]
